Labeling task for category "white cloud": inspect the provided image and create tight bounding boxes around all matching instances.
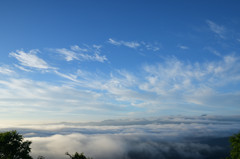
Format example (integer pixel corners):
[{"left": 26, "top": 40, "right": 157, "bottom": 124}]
[
  {"left": 14, "top": 64, "right": 32, "bottom": 72},
  {"left": 70, "top": 45, "right": 88, "bottom": 52},
  {"left": 28, "top": 133, "right": 233, "bottom": 159},
  {"left": 205, "top": 47, "right": 221, "bottom": 57},
  {"left": 55, "top": 45, "right": 107, "bottom": 63},
  {"left": 142, "top": 42, "right": 161, "bottom": 51},
  {"left": 108, "top": 38, "right": 121, "bottom": 46},
  {"left": 206, "top": 20, "right": 226, "bottom": 38},
  {"left": 177, "top": 45, "right": 189, "bottom": 50},
  {"left": 55, "top": 48, "right": 79, "bottom": 61},
  {"left": 54, "top": 71, "right": 78, "bottom": 82},
  {"left": 47, "top": 54, "right": 240, "bottom": 112},
  {"left": 134, "top": 54, "right": 240, "bottom": 110},
  {"left": 141, "top": 54, "right": 240, "bottom": 93},
  {"left": 2, "top": 53, "right": 240, "bottom": 121},
  {"left": 29, "top": 133, "right": 126, "bottom": 159},
  {"left": 3, "top": 44, "right": 240, "bottom": 120},
  {"left": 122, "top": 41, "right": 140, "bottom": 48},
  {"left": 185, "top": 88, "right": 240, "bottom": 108},
  {"left": 92, "top": 44, "right": 102, "bottom": 50},
  {"left": 108, "top": 38, "right": 140, "bottom": 49},
  {"left": 0, "top": 78, "right": 109, "bottom": 117},
  {"left": 0, "top": 66, "right": 14, "bottom": 75},
  {"left": 9, "top": 49, "right": 52, "bottom": 69},
  {"left": 79, "top": 52, "right": 107, "bottom": 62},
  {"left": 108, "top": 38, "right": 161, "bottom": 51},
  {"left": 0, "top": 74, "right": 141, "bottom": 123},
  {"left": 13, "top": 116, "right": 239, "bottom": 159}
]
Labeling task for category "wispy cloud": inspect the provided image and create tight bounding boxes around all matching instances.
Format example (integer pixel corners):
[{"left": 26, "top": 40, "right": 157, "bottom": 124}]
[
  {"left": 0, "top": 66, "right": 14, "bottom": 75},
  {"left": 206, "top": 20, "right": 226, "bottom": 38},
  {"left": 51, "top": 54, "right": 240, "bottom": 113},
  {"left": 2, "top": 37, "right": 240, "bottom": 120},
  {"left": 2, "top": 51, "right": 240, "bottom": 120},
  {"left": 108, "top": 38, "right": 161, "bottom": 51},
  {"left": 141, "top": 54, "right": 240, "bottom": 92},
  {"left": 177, "top": 45, "right": 189, "bottom": 50},
  {"left": 142, "top": 42, "right": 161, "bottom": 51},
  {"left": 108, "top": 38, "right": 140, "bottom": 49},
  {"left": 55, "top": 48, "right": 79, "bottom": 61},
  {"left": 137, "top": 54, "right": 240, "bottom": 110},
  {"left": 14, "top": 64, "right": 32, "bottom": 72},
  {"left": 70, "top": 45, "right": 88, "bottom": 52},
  {"left": 108, "top": 38, "right": 121, "bottom": 46},
  {"left": 205, "top": 47, "right": 222, "bottom": 57},
  {"left": 0, "top": 78, "right": 113, "bottom": 120},
  {"left": 54, "top": 71, "right": 78, "bottom": 82},
  {"left": 79, "top": 52, "right": 107, "bottom": 62},
  {"left": 55, "top": 45, "right": 107, "bottom": 63},
  {"left": 9, "top": 49, "right": 52, "bottom": 70}
]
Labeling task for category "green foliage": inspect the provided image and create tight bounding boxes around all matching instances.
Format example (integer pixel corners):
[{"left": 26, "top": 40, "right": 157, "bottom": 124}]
[
  {"left": 0, "top": 130, "right": 32, "bottom": 159},
  {"left": 65, "top": 152, "right": 92, "bottom": 159},
  {"left": 226, "top": 132, "right": 240, "bottom": 159}
]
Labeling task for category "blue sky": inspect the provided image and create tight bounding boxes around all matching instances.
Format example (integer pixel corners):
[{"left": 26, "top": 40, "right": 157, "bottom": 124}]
[{"left": 0, "top": 0, "right": 240, "bottom": 123}]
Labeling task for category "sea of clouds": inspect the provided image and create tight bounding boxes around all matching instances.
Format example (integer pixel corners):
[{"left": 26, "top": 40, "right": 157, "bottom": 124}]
[{"left": 1, "top": 115, "right": 240, "bottom": 159}]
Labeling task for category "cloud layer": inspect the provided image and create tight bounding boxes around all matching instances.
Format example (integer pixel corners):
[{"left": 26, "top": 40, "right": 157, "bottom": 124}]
[{"left": 2, "top": 116, "right": 239, "bottom": 159}]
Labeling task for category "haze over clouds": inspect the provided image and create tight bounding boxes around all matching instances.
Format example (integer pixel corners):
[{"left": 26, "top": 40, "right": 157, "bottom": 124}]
[{"left": 0, "top": 1, "right": 240, "bottom": 159}]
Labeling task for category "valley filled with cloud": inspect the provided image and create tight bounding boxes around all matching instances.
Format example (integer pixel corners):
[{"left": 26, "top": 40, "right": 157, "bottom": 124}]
[{"left": 1, "top": 115, "right": 239, "bottom": 159}]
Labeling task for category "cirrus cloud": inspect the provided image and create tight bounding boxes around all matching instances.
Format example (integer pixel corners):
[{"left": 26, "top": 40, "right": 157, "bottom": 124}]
[{"left": 9, "top": 49, "right": 52, "bottom": 70}]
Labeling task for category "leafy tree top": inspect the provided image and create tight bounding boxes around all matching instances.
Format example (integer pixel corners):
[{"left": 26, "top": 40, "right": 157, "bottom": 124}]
[
  {"left": 66, "top": 152, "right": 92, "bottom": 159},
  {"left": 0, "top": 130, "right": 32, "bottom": 159},
  {"left": 227, "top": 132, "right": 240, "bottom": 159}
]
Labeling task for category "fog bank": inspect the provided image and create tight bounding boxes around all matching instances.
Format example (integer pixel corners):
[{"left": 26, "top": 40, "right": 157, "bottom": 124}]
[{"left": 1, "top": 115, "right": 239, "bottom": 159}]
